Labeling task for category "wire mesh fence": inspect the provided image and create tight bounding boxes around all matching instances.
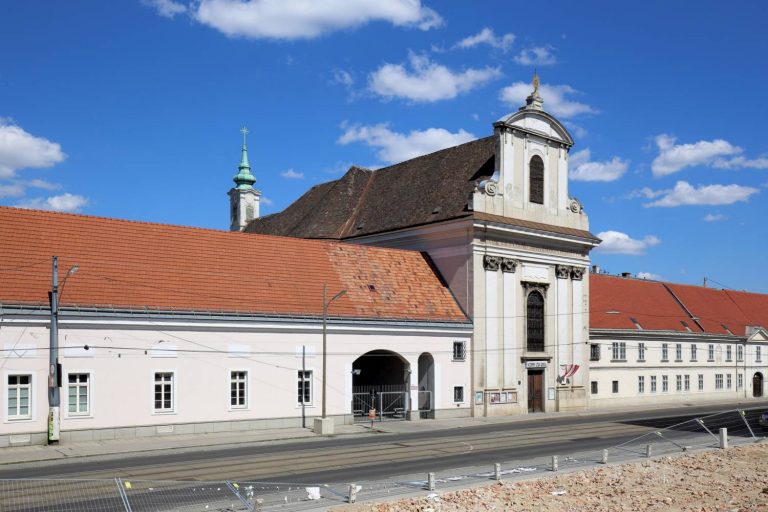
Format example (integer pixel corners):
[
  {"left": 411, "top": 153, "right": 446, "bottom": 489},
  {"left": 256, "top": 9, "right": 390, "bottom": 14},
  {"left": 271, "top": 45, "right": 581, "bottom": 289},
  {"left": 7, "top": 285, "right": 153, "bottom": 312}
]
[{"left": 2, "top": 406, "right": 766, "bottom": 511}]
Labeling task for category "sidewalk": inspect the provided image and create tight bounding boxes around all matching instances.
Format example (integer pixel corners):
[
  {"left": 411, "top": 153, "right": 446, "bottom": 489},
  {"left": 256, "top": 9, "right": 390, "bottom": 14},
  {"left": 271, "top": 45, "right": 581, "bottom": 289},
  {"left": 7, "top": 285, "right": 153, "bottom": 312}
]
[{"left": 1, "top": 399, "right": 764, "bottom": 468}]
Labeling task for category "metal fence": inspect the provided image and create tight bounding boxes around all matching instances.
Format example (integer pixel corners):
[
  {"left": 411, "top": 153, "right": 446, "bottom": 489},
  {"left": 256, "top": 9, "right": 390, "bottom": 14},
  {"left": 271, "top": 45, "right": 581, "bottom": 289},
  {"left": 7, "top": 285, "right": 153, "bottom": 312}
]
[
  {"left": 351, "top": 384, "right": 409, "bottom": 422},
  {"left": 3, "top": 406, "right": 766, "bottom": 512}
]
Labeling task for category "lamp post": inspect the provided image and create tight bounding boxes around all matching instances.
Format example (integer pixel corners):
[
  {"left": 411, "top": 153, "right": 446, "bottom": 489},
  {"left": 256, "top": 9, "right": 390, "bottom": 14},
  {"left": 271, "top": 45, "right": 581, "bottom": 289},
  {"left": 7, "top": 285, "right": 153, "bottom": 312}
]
[
  {"left": 321, "top": 283, "right": 346, "bottom": 424},
  {"left": 48, "top": 256, "right": 78, "bottom": 444}
]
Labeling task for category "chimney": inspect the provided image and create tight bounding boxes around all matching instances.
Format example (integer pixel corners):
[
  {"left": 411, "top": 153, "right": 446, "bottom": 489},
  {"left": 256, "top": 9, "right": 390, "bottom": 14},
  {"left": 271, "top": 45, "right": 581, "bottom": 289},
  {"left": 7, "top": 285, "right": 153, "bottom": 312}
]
[
  {"left": 592, "top": 265, "right": 600, "bottom": 274},
  {"left": 621, "top": 272, "right": 632, "bottom": 278}
]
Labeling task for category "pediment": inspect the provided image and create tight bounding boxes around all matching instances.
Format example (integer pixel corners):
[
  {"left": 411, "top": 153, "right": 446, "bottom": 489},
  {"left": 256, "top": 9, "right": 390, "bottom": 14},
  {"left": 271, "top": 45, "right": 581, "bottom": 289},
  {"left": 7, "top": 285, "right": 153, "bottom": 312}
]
[
  {"left": 747, "top": 327, "right": 768, "bottom": 342},
  {"left": 494, "top": 109, "right": 574, "bottom": 146}
]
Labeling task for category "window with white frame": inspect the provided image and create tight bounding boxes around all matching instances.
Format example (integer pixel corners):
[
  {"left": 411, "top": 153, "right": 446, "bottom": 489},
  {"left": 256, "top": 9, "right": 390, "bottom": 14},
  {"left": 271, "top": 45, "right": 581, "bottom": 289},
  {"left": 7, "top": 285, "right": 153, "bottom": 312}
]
[
  {"left": 452, "top": 341, "right": 466, "bottom": 361},
  {"left": 715, "top": 374, "right": 723, "bottom": 389},
  {"left": 230, "top": 371, "right": 247, "bottom": 408},
  {"left": 684, "top": 374, "right": 690, "bottom": 391},
  {"left": 675, "top": 343, "right": 682, "bottom": 361},
  {"left": 7, "top": 374, "right": 32, "bottom": 420},
  {"left": 726, "top": 345, "right": 732, "bottom": 361},
  {"left": 638, "top": 376, "right": 645, "bottom": 393},
  {"left": 661, "top": 343, "right": 669, "bottom": 361},
  {"left": 676, "top": 375, "right": 682, "bottom": 392},
  {"left": 67, "top": 373, "right": 90, "bottom": 416},
  {"left": 612, "top": 342, "right": 626, "bottom": 361},
  {"left": 708, "top": 344, "right": 715, "bottom": 361},
  {"left": 698, "top": 374, "right": 704, "bottom": 391},
  {"left": 737, "top": 373, "right": 743, "bottom": 390},
  {"left": 453, "top": 386, "right": 464, "bottom": 403},
  {"left": 757, "top": 346, "right": 762, "bottom": 362},
  {"left": 638, "top": 343, "right": 646, "bottom": 361},
  {"left": 662, "top": 375, "right": 669, "bottom": 392},
  {"left": 726, "top": 373, "right": 732, "bottom": 389},
  {"left": 650, "top": 375, "right": 657, "bottom": 393},
  {"left": 297, "top": 370, "right": 312, "bottom": 405},
  {"left": 154, "top": 372, "right": 174, "bottom": 412},
  {"left": 737, "top": 345, "right": 743, "bottom": 362},
  {"left": 690, "top": 344, "right": 697, "bottom": 361}
]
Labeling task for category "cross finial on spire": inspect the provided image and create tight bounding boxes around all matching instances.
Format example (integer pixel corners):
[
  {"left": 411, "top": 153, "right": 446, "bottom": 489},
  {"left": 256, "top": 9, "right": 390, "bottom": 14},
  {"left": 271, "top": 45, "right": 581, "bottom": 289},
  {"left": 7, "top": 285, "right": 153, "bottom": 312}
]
[{"left": 240, "top": 126, "right": 249, "bottom": 146}]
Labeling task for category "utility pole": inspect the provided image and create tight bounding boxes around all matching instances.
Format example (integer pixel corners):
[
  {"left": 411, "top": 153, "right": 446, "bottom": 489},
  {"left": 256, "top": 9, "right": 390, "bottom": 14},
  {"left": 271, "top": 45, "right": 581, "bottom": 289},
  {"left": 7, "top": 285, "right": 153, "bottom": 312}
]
[
  {"left": 301, "top": 345, "right": 306, "bottom": 428},
  {"left": 48, "top": 256, "right": 60, "bottom": 444},
  {"left": 318, "top": 283, "right": 345, "bottom": 434}
]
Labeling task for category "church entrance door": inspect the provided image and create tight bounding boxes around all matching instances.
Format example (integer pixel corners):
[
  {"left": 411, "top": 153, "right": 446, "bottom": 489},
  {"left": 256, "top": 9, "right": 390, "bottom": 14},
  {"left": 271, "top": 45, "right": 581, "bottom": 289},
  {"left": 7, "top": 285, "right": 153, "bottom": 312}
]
[{"left": 527, "top": 370, "right": 544, "bottom": 413}]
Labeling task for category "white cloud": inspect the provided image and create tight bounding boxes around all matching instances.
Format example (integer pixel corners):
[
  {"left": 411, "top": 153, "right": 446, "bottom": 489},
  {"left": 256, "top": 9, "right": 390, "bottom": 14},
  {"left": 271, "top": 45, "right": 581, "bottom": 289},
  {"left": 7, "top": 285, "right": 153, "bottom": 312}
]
[
  {"left": 338, "top": 123, "right": 475, "bottom": 164},
  {"left": 0, "top": 119, "right": 66, "bottom": 178},
  {"left": 369, "top": 52, "right": 501, "bottom": 102},
  {"left": 637, "top": 272, "right": 663, "bottom": 281},
  {"left": 332, "top": 69, "right": 355, "bottom": 88},
  {"left": 192, "top": 0, "right": 442, "bottom": 40},
  {"left": 260, "top": 196, "right": 274, "bottom": 206},
  {"left": 595, "top": 230, "right": 661, "bottom": 255},
  {"left": 142, "top": 0, "right": 187, "bottom": 18},
  {"left": 280, "top": 168, "right": 304, "bottom": 179},
  {"left": 25, "top": 178, "right": 60, "bottom": 190},
  {"left": 513, "top": 46, "right": 557, "bottom": 66},
  {"left": 564, "top": 121, "right": 587, "bottom": 139},
  {"left": 499, "top": 82, "right": 597, "bottom": 119},
  {"left": 16, "top": 193, "right": 88, "bottom": 212},
  {"left": 712, "top": 155, "right": 768, "bottom": 170},
  {"left": 454, "top": 28, "right": 515, "bottom": 51},
  {"left": 0, "top": 184, "right": 25, "bottom": 198},
  {"left": 651, "top": 134, "right": 742, "bottom": 176},
  {"left": 643, "top": 181, "right": 759, "bottom": 207},
  {"left": 569, "top": 148, "right": 628, "bottom": 182},
  {"left": 703, "top": 213, "right": 727, "bottom": 222}
]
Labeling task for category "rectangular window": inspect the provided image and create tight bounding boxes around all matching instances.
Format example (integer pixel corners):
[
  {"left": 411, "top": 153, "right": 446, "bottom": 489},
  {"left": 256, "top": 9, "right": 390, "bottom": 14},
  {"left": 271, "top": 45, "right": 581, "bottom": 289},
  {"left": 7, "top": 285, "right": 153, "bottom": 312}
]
[
  {"left": 662, "top": 375, "right": 669, "bottom": 392},
  {"left": 589, "top": 344, "right": 601, "bottom": 361},
  {"left": 591, "top": 381, "right": 598, "bottom": 395},
  {"left": 737, "top": 345, "right": 743, "bottom": 362},
  {"left": 737, "top": 373, "right": 743, "bottom": 390},
  {"left": 757, "top": 346, "right": 762, "bottom": 362},
  {"left": 727, "top": 373, "right": 732, "bottom": 389},
  {"left": 684, "top": 374, "right": 690, "bottom": 391},
  {"left": 67, "top": 373, "right": 90, "bottom": 416},
  {"left": 708, "top": 344, "right": 715, "bottom": 361},
  {"left": 612, "top": 380, "right": 619, "bottom": 394},
  {"left": 676, "top": 375, "right": 682, "bottom": 392},
  {"left": 650, "top": 375, "right": 657, "bottom": 393},
  {"left": 612, "top": 342, "right": 626, "bottom": 361},
  {"left": 698, "top": 374, "right": 704, "bottom": 391},
  {"left": 230, "top": 371, "right": 247, "bottom": 408},
  {"left": 661, "top": 344, "right": 669, "bottom": 362},
  {"left": 452, "top": 341, "right": 466, "bottom": 361},
  {"left": 638, "top": 376, "right": 645, "bottom": 393},
  {"left": 154, "top": 372, "right": 174, "bottom": 412},
  {"left": 298, "top": 370, "right": 312, "bottom": 405},
  {"left": 638, "top": 343, "right": 646, "bottom": 362},
  {"left": 675, "top": 343, "right": 682, "bottom": 361},
  {"left": 7, "top": 374, "right": 32, "bottom": 419},
  {"left": 726, "top": 345, "right": 732, "bottom": 361},
  {"left": 453, "top": 386, "right": 464, "bottom": 403},
  {"left": 690, "top": 344, "right": 697, "bottom": 361},
  {"left": 715, "top": 374, "right": 723, "bottom": 390}
]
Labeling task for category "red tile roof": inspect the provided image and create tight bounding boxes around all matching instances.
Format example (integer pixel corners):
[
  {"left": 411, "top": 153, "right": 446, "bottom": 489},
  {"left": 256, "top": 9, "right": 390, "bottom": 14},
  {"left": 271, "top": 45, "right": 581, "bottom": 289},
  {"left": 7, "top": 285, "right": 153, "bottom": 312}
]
[
  {"left": 0, "top": 207, "right": 468, "bottom": 323},
  {"left": 591, "top": 274, "right": 768, "bottom": 336}
]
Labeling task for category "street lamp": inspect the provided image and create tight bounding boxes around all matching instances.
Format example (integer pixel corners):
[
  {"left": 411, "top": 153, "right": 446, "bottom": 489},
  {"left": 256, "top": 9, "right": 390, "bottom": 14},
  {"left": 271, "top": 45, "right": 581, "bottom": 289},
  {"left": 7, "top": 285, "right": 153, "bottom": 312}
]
[
  {"left": 48, "top": 256, "right": 78, "bottom": 444},
  {"left": 320, "top": 283, "right": 346, "bottom": 431}
]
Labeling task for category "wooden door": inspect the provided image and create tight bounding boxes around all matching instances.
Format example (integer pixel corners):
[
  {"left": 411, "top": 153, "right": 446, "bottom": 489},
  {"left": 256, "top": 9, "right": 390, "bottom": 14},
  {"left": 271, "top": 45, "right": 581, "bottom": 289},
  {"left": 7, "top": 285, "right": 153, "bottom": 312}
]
[{"left": 527, "top": 370, "right": 544, "bottom": 413}]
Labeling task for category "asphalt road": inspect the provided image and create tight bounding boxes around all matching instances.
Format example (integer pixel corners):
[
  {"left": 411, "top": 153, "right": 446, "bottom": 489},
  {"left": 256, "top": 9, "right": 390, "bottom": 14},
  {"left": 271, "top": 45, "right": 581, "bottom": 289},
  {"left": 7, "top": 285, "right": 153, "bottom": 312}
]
[{"left": 3, "top": 402, "right": 763, "bottom": 485}]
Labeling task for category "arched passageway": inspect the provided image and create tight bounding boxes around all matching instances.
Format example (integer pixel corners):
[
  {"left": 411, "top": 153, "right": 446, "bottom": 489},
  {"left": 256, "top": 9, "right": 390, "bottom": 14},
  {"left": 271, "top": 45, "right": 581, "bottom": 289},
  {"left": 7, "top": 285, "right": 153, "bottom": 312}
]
[
  {"left": 352, "top": 350, "right": 409, "bottom": 421},
  {"left": 418, "top": 353, "right": 435, "bottom": 419}
]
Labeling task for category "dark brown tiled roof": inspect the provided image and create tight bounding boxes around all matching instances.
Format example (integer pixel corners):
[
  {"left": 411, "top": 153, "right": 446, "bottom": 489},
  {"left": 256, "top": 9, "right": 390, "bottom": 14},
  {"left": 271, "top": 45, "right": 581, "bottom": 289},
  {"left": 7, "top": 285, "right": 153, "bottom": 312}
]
[
  {"left": 0, "top": 206, "right": 468, "bottom": 323},
  {"left": 246, "top": 137, "right": 496, "bottom": 239}
]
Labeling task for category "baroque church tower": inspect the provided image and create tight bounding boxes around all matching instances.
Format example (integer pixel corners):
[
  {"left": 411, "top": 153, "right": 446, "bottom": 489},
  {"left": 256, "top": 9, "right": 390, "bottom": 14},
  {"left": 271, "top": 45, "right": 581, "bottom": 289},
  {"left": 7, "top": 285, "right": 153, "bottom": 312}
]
[{"left": 228, "top": 127, "right": 261, "bottom": 231}]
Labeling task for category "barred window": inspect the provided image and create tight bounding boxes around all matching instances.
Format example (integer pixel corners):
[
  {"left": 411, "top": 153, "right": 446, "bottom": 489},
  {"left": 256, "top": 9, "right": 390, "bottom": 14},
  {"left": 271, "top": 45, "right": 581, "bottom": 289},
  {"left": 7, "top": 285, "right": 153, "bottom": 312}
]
[
  {"left": 529, "top": 155, "right": 544, "bottom": 205},
  {"left": 589, "top": 344, "right": 600, "bottom": 361},
  {"left": 453, "top": 386, "right": 464, "bottom": 403},
  {"left": 452, "top": 341, "right": 466, "bottom": 361},
  {"left": 526, "top": 291, "right": 545, "bottom": 352}
]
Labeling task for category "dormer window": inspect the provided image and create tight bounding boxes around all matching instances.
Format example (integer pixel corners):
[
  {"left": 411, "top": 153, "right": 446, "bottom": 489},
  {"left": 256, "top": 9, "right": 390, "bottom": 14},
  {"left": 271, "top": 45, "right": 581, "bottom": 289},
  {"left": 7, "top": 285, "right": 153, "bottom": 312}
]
[{"left": 529, "top": 155, "right": 544, "bottom": 204}]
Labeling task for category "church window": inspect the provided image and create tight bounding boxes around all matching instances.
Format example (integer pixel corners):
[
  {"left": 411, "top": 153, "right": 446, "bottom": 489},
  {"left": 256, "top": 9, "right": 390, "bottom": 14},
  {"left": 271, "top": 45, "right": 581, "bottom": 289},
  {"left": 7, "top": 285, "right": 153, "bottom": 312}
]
[
  {"left": 529, "top": 155, "right": 544, "bottom": 204},
  {"left": 526, "top": 291, "right": 545, "bottom": 352}
]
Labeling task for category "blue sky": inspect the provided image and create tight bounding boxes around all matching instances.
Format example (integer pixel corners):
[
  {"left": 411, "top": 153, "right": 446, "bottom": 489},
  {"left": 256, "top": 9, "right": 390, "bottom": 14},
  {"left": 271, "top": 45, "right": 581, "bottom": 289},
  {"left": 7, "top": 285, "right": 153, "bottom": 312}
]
[{"left": 1, "top": 1, "right": 767, "bottom": 291}]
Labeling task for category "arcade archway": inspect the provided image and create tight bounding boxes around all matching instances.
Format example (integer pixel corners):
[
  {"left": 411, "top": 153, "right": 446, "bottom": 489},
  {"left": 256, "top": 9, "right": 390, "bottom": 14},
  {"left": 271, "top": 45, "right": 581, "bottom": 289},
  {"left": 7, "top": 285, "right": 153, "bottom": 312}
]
[{"left": 351, "top": 350, "right": 410, "bottom": 421}]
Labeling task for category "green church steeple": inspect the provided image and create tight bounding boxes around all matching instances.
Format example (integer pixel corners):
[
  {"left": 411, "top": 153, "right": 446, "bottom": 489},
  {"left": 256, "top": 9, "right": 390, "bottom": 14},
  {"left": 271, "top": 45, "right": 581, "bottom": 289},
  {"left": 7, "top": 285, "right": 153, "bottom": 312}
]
[{"left": 232, "top": 126, "right": 256, "bottom": 190}]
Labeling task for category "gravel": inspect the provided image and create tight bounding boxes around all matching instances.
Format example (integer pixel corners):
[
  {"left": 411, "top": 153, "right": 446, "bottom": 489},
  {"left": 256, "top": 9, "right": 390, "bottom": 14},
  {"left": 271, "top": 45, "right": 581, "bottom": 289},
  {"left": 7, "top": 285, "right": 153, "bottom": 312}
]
[{"left": 334, "top": 443, "right": 768, "bottom": 511}]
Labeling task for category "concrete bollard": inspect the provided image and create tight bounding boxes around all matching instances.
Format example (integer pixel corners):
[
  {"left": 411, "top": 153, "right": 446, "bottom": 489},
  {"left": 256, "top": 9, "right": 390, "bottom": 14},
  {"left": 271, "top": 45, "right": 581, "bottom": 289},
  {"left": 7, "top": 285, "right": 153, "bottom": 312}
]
[
  {"left": 645, "top": 444, "right": 652, "bottom": 458},
  {"left": 494, "top": 463, "right": 501, "bottom": 480},
  {"left": 601, "top": 449, "right": 608, "bottom": 464},
  {"left": 427, "top": 472, "right": 435, "bottom": 491},
  {"left": 719, "top": 427, "right": 728, "bottom": 449},
  {"left": 551, "top": 455, "right": 559, "bottom": 472},
  {"left": 348, "top": 483, "right": 358, "bottom": 504}
]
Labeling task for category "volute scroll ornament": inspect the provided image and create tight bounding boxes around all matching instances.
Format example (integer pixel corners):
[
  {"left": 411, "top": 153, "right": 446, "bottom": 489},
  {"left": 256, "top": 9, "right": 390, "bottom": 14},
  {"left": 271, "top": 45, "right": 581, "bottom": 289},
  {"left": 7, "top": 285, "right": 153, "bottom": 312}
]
[{"left": 483, "top": 255, "right": 501, "bottom": 271}]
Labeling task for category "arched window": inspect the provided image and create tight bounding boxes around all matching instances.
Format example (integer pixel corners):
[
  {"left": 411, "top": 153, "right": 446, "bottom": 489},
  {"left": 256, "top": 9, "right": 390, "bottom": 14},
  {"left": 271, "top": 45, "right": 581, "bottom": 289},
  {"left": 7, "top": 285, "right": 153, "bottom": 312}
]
[
  {"left": 529, "top": 155, "right": 544, "bottom": 204},
  {"left": 527, "top": 291, "right": 545, "bottom": 352}
]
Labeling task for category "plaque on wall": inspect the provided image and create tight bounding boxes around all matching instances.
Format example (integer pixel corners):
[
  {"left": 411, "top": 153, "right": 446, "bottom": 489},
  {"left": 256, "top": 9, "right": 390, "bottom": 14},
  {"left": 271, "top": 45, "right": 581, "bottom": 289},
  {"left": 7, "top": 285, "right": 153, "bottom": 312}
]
[{"left": 475, "top": 391, "right": 484, "bottom": 405}]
